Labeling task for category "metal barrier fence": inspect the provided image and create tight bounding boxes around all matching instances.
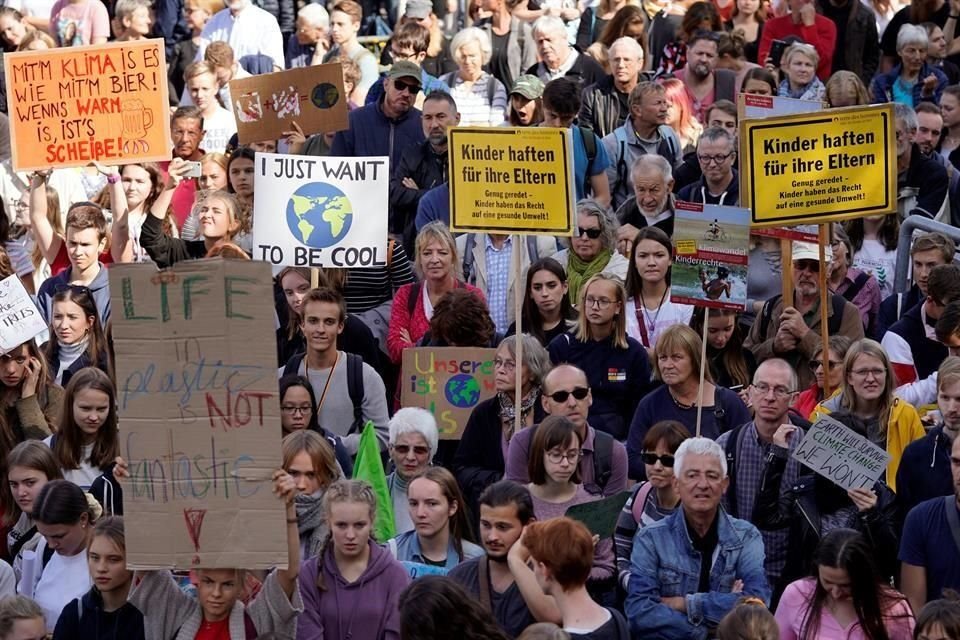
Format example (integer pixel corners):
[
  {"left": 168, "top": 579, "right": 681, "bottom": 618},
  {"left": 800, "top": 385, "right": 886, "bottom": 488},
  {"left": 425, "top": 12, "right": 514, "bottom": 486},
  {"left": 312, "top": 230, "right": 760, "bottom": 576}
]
[{"left": 893, "top": 216, "right": 960, "bottom": 293}]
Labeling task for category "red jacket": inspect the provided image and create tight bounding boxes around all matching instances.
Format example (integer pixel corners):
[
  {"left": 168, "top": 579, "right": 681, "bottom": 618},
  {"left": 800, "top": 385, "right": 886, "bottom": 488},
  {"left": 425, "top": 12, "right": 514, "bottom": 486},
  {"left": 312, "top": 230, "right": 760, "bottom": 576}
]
[
  {"left": 387, "top": 281, "right": 486, "bottom": 363},
  {"left": 758, "top": 14, "right": 837, "bottom": 81}
]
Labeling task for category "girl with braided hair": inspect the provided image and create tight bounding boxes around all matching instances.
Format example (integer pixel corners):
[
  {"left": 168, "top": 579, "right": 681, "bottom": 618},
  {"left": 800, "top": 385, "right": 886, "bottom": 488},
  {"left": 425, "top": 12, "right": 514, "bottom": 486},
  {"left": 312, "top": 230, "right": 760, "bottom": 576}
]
[{"left": 297, "top": 479, "right": 410, "bottom": 640}]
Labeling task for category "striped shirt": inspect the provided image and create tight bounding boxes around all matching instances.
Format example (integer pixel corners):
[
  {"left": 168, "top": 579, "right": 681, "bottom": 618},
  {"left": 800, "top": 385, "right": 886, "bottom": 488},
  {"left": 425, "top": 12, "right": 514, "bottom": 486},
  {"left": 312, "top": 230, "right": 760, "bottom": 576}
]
[
  {"left": 343, "top": 241, "right": 417, "bottom": 313},
  {"left": 439, "top": 71, "right": 508, "bottom": 127},
  {"left": 614, "top": 482, "right": 677, "bottom": 591}
]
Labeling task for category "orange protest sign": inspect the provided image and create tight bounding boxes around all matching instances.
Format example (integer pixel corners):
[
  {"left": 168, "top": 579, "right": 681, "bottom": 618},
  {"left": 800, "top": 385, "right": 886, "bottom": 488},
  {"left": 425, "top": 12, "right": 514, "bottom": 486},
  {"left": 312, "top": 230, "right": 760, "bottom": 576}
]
[{"left": 4, "top": 39, "right": 171, "bottom": 172}]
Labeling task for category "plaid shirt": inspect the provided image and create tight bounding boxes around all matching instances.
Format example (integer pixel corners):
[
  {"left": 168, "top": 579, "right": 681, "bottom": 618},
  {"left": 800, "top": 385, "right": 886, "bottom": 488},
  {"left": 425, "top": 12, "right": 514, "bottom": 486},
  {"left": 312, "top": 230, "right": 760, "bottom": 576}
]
[
  {"left": 717, "top": 420, "right": 802, "bottom": 585},
  {"left": 485, "top": 236, "right": 513, "bottom": 335}
]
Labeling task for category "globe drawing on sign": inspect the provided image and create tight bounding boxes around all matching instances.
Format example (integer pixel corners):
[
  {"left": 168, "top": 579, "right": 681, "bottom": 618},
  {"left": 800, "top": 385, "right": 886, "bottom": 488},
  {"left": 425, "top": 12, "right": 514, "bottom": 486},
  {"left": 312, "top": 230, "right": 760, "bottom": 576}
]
[
  {"left": 285, "top": 182, "right": 353, "bottom": 249},
  {"left": 444, "top": 374, "right": 481, "bottom": 408}
]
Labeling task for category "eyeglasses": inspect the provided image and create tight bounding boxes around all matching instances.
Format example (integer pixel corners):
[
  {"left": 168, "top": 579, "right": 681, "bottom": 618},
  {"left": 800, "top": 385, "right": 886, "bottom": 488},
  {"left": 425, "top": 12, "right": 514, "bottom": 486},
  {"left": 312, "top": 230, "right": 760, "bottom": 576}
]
[
  {"left": 393, "top": 78, "right": 422, "bottom": 94},
  {"left": 640, "top": 452, "right": 675, "bottom": 467},
  {"left": 697, "top": 151, "right": 735, "bottom": 165},
  {"left": 493, "top": 358, "right": 515, "bottom": 371},
  {"left": 13, "top": 202, "right": 28, "bottom": 212},
  {"left": 392, "top": 444, "right": 430, "bottom": 456},
  {"left": 392, "top": 49, "right": 419, "bottom": 61},
  {"left": 850, "top": 368, "right": 886, "bottom": 379},
  {"left": 545, "top": 449, "right": 583, "bottom": 464},
  {"left": 280, "top": 404, "right": 312, "bottom": 415},
  {"left": 751, "top": 383, "right": 794, "bottom": 398},
  {"left": 808, "top": 359, "right": 841, "bottom": 372},
  {"left": 546, "top": 386, "right": 590, "bottom": 403},
  {"left": 794, "top": 259, "right": 820, "bottom": 273},
  {"left": 585, "top": 296, "right": 613, "bottom": 309},
  {"left": 576, "top": 227, "right": 602, "bottom": 239}
]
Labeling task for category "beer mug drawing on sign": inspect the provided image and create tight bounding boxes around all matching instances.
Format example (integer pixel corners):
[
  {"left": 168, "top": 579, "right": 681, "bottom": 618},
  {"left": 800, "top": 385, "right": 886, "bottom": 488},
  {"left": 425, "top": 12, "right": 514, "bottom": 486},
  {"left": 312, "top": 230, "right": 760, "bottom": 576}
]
[{"left": 121, "top": 99, "right": 154, "bottom": 154}]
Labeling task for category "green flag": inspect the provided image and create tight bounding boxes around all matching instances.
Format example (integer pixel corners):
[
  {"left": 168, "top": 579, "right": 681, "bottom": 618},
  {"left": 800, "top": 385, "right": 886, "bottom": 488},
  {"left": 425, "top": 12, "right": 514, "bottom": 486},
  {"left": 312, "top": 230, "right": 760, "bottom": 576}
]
[{"left": 352, "top": 421, "right": 395, "bottom": 542}]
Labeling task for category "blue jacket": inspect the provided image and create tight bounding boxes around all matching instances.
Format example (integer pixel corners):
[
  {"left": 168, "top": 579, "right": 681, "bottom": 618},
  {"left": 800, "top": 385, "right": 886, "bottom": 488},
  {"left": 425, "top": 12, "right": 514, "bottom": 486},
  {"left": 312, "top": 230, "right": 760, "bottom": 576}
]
[
  {"left": 869, "top": 63, "right": 948, "bottom": 106},
  {"left": 388, "top": 529, "right": 485, "bottom": 577},
  {"left": 626, "top": 507, "right": 770, "bottom": 640},
  {"left": 330, "top": 97, "right": 425, "bottom": 171},
  {"left": 36, "top": 263, "right": 111, "bottom": 326},
  {"left": 415, "top": 183, "right": 449, "bottom": 232},
  {"left": 896, "top": 424, "right": 954, "bottom": 516}
]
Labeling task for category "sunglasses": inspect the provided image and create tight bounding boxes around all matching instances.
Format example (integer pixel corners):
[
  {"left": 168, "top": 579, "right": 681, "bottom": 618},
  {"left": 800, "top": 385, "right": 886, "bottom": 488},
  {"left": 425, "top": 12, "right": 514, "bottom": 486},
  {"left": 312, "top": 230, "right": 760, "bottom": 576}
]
[
  {"left": 392, "top": 444, "right": 430, "bottom": 456},
  {"left": 53, "top": 283, "right": 92, "bottom": 296},
  {"left": 808, "top": 359, "right": 841, "bottom": 372},
  {"left": 546, "top": 386, "right": 590, "bottom": 403},
  {"left": 393, "top": 79, "right": 422, "bottom": 94},
  {"left": 577, "top": 227, "right": 602, "bottom": 239},
  {"left": 641, "top": 452, "right": 675, "bottom": 467}
]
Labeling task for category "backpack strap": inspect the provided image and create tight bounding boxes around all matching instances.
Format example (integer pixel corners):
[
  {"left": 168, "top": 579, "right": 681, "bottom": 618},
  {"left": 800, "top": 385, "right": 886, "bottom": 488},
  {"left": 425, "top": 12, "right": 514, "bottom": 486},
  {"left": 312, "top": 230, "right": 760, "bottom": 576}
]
[
  {"left": 462, "top": 234, "right": 478, "bottom": 284},
  {"left": 723, "top": 423, "right": 747, "bottom": 519},
  {"left": 41, "top": 541, "right": 54, "bottom": 570},
  {"left": 630, "top": 480, "right": 655, "bottom": 523},
  {"left": 345, "top": 353, "right": 365, "bottom": 434},
  {"left": 407, "top": 282, "right": 422, "bottom": 316},
  {"left": 579, "top": 126, "right": 597, "bottom": 192},
  {"left": 486, "top": 75, "right": 496, "bottom": 107},
  {"left": 613, "top": 127, "right": 628, "bottom": 197},
  {"left": 758, "top": 294, "right": 783, "bottom": 342},
  {"left": 841, "top": 272, "right": 870, "bottom": 303},
  {"left": 7, "top": 525, "right": 36, "bottom": 561},
  {"left": 657, "top": 124, "right": 680, "bottom": 165},
  {"left": 477, "top": 557, "right": 493, "bottom": 613},
  {"left": 282, "top": 353, "right": 304, "bottom": 377},
  {"left": 828, "top": 294, "right": 846, "bottom": 335},
  {"left": 944, "top": 495, "right": 960, "bottom": 559},
  {"left": 590, "top": 429, "right": 614, "bottom": 494},
  {"left": 444, "top": 72, "right": 456, "bottom": 89}
]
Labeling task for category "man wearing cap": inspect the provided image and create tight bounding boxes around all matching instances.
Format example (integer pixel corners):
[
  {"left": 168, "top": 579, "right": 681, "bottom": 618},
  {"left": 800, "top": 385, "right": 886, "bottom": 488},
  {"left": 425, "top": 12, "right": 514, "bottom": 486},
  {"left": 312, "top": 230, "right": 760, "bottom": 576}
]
[
  {"left": 526, "top": 16, "right": 605, "bottom": 89},
  {"left": 579, "top": 37, "right": 648, "bottom": 138},
  {"left": 391, "top": 92, "right": 460, "bottom": 254},
  {"left": 331, "top": 60, "right": 426, "bottom": 169},
  {"left": 745, "top": 241, "right": 864, "bottom": 390},
  {"left": 366, "top": 21, "right": 449, "bottom": 106}
]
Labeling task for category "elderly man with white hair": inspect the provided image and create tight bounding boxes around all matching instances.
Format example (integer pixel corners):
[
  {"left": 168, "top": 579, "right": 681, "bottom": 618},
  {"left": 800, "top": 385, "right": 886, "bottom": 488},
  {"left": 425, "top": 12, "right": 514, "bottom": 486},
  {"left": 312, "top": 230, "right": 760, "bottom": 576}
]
[
  {"left": 287, "top": 3, "right": 329, "bottom": 67},
  {"left": 579, "top": 37, "right": 650, "bottom": 138},
  {"left": 614, "top": 154, "right": 678, "bottom": 254},
  {"left": 626, "top": 437, "right": 770, "bottom": 639},
  {"left": 387, "top": 407, "right": 440, "bottom": 534},
  {"left": 526, "top": 15, "right": 604, "bottom": 88}
]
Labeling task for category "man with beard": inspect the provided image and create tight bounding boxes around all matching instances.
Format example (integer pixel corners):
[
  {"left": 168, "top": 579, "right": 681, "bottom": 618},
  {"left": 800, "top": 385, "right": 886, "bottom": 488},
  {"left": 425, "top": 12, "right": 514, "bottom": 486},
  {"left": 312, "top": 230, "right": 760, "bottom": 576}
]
[
  {"left": 673, "top": 32, "right": 736, "bottom": 123},
  {"left": 448, "top": 481, "right": 562, "bottom": 636},
  {"left": 615, "top": 154, "right": 676, "bottom": 254},
  {"left": 745, "top": 241, "right": 864, "bottom": 390},
  {"left": 331, "top": 61, "right": 426, "bottom": 169},
  {"left": 390, "top": 92, "right": 459, "bottom": 253},
  {"left": 892, "top": 103, "right": 949, "bottom": 219}
]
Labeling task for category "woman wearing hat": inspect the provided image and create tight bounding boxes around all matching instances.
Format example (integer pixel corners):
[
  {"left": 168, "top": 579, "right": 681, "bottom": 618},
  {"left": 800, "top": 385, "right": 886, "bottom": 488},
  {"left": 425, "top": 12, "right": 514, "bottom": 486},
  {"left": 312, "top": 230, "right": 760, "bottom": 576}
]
[{"left": 506, "top": 74, "right": 544, "bottom": 126}]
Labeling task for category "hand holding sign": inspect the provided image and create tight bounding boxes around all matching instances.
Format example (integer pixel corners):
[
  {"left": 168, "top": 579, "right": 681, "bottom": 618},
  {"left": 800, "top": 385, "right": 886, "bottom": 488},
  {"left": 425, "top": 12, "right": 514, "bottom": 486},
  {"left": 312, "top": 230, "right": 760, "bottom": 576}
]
[{"left": 847, "top": 487, "right": 878, "bottom": 512}]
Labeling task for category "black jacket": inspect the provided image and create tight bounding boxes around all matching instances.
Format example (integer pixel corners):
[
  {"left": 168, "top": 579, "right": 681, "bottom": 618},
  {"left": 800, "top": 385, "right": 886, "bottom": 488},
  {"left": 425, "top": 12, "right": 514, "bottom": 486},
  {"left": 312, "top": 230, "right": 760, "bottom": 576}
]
[
  {"left": 43, "top": 348, "right": 110, "bottom": 390},
  {"left": 578, "top": 73, "right": 654, "bottom": 139},
  {"left": 817, "top": 0, "right": 879, "bottom": 85},
  {"left": 526, "top": 51, "right": 605, "bottom": 90},
  {"left": 875, "top": 285, "right": 922, "bottom": 341},
  {"left": 453, "top": 395, "right": 547, "bottom": 517},
  {"left": 904, "top": 143, "right": 949, "bottom": 218},
  {"left": 615, "top": 197, "right": 675, "bottom": 238},
  {"left": 896, "top": 425, "right": 954, "bottom": 517},
  {"left": 390, "top": 140, "right": 448, "bottom": 241},
  {"left": 52, "top": 587, "right": 145, "bottom": 640},
  {"left": 753, "top": 448, "right": 901, "bottom": 595},
  {"left": 676, "top": 170, "right": 740, "bottom": 206}
]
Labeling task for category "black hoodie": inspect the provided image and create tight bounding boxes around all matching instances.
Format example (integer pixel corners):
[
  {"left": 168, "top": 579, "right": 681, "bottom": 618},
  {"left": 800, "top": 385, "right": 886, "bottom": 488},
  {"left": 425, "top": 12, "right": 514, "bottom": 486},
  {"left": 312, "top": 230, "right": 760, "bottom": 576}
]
[{"left": 52, "top": 587, "right": 145, "bottom": 640}]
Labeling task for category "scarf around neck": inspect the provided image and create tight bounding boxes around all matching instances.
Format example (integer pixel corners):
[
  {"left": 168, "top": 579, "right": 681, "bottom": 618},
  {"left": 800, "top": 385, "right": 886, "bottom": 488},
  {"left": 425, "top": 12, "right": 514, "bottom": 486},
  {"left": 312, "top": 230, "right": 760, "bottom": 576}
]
[
  {"left": 498, "top": 387, "right": 540, "bottom": 441},
  {"left": 295, "top": 491, "right": 329, "bottom": 558},
  {"left": 567, "top": 249, "right": 612, "bottom": 304},
  {"left": 56, "top": 336, "right": 89, "bottom": 382}
]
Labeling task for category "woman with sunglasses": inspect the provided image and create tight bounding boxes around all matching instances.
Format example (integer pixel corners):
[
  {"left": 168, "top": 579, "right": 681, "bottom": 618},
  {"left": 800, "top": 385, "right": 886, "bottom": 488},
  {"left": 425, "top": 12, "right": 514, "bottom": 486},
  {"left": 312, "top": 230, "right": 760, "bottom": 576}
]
[
  {"left": 553, "top": 200, "right": 629, "bottom": 307},
  {"left": 454, "top": 335, "right": 550, "bottom": 517},
  {"left": 614, "top": 420, "right": 689, "bottom": 593},
  {"left": 811, "top": 339, "right": 924, "bottom": 492},
  {"left": 548, "top": 274, "right": 651, "bottom": 442},
  {"left": 794, "top": 336, "right": 852, "bottom": 421},
  {"left": 625, "top": 226, "right": 694, "bottom": 357},
  {"left": 627, "top": 323, "right": 750, "bottom": 478},
  {"left": 387, "top": 408, "right": 438, "bottom": 535},
  {"left": 507, "top": 258, "right": 578, "bottom": 348},
  {"left": 526, "top": 416, "right": 616, "bottom": 604}
]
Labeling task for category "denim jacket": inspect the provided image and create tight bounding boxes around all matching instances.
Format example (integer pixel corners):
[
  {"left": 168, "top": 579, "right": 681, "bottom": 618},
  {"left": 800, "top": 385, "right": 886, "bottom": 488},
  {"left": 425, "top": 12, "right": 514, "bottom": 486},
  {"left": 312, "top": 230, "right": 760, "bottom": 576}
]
[
  {"left": 388, "top": 530, "right": 485, "bottom": 577},
  {"left": 625, "top": 507, "right": 770, "bottom": 640}
]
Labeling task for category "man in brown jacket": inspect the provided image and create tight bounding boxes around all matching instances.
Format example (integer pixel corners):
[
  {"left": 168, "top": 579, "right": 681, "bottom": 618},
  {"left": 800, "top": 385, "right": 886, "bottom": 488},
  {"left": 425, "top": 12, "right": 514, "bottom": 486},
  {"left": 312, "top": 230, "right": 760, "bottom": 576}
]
[{"left": 745, "top": 241, "right": 865, "bottom": 389}]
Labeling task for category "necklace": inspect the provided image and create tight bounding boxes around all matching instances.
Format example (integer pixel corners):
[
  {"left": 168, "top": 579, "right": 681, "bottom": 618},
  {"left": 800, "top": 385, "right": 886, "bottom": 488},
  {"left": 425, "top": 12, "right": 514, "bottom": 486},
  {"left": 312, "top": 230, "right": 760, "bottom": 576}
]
[
  {"left": 641, "top": 286, "right": 669, "bottom": 334},
  {"left": 668, "top": 387, "right": 696, "bottom": 409}
]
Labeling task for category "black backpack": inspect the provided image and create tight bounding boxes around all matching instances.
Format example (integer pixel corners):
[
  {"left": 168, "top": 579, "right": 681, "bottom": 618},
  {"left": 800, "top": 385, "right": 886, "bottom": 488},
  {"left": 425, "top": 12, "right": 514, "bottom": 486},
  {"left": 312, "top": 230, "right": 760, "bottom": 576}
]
[
  {"left": 580, "top": 125, "right": 598, "bottom": 195},
  {"left": 586, "top": 429, "right": 614, "bottom": 495}
]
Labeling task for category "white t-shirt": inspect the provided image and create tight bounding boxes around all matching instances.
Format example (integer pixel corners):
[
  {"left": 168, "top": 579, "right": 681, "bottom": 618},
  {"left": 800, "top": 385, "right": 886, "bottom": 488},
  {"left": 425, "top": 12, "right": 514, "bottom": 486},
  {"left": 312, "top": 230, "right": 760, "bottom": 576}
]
[
  {"left": 200, "top": 107, "right": 237, "bottom": 154},
  {"left": 851, "top": 239, "right": 897, "bottom": 299},
  {"left": 43, "top": 437, "right": 99, "bottom": 489},
  {"left": 625, "top": 295, "right": 694, "bottom": 350},
  {"left": 21, "top": 538, "right": 92, "bottom": 632}
]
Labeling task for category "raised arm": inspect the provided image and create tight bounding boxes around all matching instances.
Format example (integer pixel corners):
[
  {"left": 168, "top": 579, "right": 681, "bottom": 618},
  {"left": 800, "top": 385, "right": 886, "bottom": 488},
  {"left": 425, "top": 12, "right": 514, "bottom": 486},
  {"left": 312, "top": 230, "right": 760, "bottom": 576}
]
[
  {"left": 29, "top": 171, "right": 61, "bottom": 265},
  {"left": 273, "top": 469, "right": 300, "bottom": 599},
  {"left": 152, "top": 158, "right": 188, "bottom": 221},
  {"left": 102, "top": 164, "right": 134, "bottom": 264}
]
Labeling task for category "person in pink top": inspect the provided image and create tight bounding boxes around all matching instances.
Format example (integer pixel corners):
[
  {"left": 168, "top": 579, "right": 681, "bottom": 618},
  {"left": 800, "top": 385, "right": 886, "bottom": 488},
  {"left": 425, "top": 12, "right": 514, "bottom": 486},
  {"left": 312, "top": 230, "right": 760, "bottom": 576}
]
[
  {"left": 387, "top": 221, "right": 485, "bottom": 363},
  {"left": 49, "top": 0, "right": 108, "bottom": 46},
  {"left": 775, "top": 528, "right": 915, "bottom": 640},
  {"left": 757, "top": 0, "right": 836, "bottom": 81}
]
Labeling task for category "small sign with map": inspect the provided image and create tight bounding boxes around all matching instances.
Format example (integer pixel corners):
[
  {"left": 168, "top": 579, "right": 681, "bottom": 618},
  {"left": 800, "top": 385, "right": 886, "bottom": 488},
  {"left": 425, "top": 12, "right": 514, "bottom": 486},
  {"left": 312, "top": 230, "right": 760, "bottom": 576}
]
[{"left": 252, "top": 152, "right": 389, "bottom": 268}]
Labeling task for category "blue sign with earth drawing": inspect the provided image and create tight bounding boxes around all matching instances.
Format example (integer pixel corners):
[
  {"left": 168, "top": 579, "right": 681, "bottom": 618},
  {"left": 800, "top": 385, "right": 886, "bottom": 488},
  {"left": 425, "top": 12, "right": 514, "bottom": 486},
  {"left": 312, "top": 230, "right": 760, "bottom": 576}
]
[
  {"left": 400, "top": 347, "right": 497, "bottom": 439},
  {"left": 253, "top": 152, "right": 388, "bottom": 268}
]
